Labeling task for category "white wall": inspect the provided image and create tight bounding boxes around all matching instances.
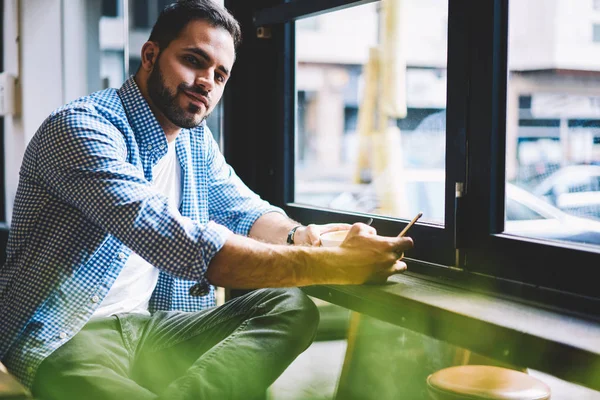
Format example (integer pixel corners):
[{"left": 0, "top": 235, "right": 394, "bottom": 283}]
[
  {"left": 404, "top": 0, "right": 447, "bottom": 68},
  {"left": 3, "top": 0, "right": 26, "bottom": 224},
  {"left": 20, "top": 0, "right": 65, "bottom": 142},
  {"left": 296, "top": 3, "right": 379, "bottom": 65},
  {"left": 554, "top": 0, "right": 600, "bottom": 70},
  {"left": 3, "top": 0, "right": 114, "bottom": 222},
  {"left": 296, "top": 0, "right": 448, "bottom": 68},
  {"left": 508, "top": 0, "right": 558, "bottom": 71},
  {"left": 63, "top": 0, "right": 103, "bottom": 102},
  {"left": 3, "top": 0, "right": 67, "bottom": 223},
  {"left": 509, "top": 0, "right": 600, "bottom": 72}
]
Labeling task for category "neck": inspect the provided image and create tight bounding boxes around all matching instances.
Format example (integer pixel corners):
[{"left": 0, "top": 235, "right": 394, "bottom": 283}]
[{"left": 134, "top": 73, "right": 181, "bottom": 143}]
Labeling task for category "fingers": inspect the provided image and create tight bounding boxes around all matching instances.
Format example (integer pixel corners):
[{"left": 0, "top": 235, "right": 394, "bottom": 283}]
[
  {"left": 349, "top": 222, "right": 377, "bottom": 236},
  {"left": 321, "top": 223, "right": 353, "bottom": 232},
  {"left": 383, "top": 260, "right": 408, "bottom": 276},
  {"left": 365, "top": 260, "right": 408, "bottom": 284},
  {"left": 393, "top": 260, "right": 408, "bottom": 273},
  {"left": 305, "top": 225, "right": 322, "bottom": 246},
  {"left": 302, "top": 223, "right": 354, "bottom": 246},
  {"left": 394, "top": 236, "right": 414, "bottom": 252},
  {"left": 374, "top": 236, "right": 413, "bottom": 259}
]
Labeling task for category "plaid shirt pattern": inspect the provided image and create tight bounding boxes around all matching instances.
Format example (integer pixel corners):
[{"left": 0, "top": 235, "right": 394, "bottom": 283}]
[{"left": 0, "top": 77, "right": 284, "bottom": 387}]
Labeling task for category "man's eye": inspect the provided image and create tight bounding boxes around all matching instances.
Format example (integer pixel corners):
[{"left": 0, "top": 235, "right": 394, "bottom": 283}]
[
  {"left": 184, "top": 55, "right": 199, "bottom": 65},
  {"left": 216, "top": 74, "right": 226, "bottom": 83}
]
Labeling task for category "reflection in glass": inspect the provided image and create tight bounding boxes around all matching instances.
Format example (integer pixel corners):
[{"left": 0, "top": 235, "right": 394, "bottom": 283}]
[
  {"left": 294, "top": 0, "right": 448, "bottom": 224},
  {"left": 505, "top": 0, "right": 600, "bottom": 247}
]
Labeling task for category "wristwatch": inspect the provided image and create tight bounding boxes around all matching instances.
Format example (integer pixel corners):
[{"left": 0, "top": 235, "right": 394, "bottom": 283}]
[{"left": 286, "top": 225, "right": 302, "bottom": 245}]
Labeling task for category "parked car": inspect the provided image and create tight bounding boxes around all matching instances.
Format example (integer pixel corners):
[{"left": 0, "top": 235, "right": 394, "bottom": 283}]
[
  {"left": 532, "top": 165, "right": 600, "bottom": 221},
  {"left": 323, "top": 176, "right": 600, "bottom": 247},
  {"left": 505, "top": 183, "right": 600, "bottom": 245}
]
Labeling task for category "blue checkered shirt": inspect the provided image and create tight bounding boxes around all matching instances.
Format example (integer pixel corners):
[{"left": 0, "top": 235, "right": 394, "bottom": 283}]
[{"left": 0, "top": 77, "right": 284, "bottom": 387}]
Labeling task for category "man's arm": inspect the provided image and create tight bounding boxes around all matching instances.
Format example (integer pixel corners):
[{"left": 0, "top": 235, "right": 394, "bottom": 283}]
[
  {"left": 37, "top": 109, "right": 230, "bottom": 282},
  {"left": 206, "top": 223, "right": 414, "bottom": 289},
  {"left": 249, "top": 211, "right": 352, "bottom": 246},
  {"left": 248, "top": 211, "right": 298, "bottom": 244}
]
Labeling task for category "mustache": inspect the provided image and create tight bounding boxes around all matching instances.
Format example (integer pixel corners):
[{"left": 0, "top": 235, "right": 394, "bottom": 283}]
[{"left": 179, "top": 83, "right": 210, "bottom": 101}]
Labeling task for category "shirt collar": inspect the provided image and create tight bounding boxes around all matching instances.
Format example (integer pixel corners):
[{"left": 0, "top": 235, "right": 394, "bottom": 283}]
[{"left": 118, "top": 76, "right": 168, "bottom": 154}]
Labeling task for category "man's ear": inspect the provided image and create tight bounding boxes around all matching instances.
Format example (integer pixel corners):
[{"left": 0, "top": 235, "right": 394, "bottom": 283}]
[{"left": 140, "top": 42, "right": 160, "bottom": 71}]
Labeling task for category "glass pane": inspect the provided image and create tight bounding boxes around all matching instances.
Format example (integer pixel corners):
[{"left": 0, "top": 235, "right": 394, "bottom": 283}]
[
  {"left": 505, "top": 0, "right": 600, "bottom": 248},
  {"left": 127, "top": 0, "right": 224, "bottom": 146},
  {"left": 294, "top": 0, "right": 448, "bottom": 224},
  {"left": 62, "top": 0, "right": 126, "bottom": 102}
]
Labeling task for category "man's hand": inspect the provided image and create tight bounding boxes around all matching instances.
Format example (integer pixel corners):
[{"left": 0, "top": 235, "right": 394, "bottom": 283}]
[
  {"left": 292, "top": 223, "right": 352, "bottom": 246},
  {"left": 331, "top": 222, "right": 414, "bottom": 284},
  {"left": 208, "top": 222, "right": 414, "bottom": 289}
]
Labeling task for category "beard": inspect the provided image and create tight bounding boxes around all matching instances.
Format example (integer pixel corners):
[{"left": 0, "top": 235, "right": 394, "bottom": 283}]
[{"left": 147, "top": 58, "right": 211, "bottom": 129}]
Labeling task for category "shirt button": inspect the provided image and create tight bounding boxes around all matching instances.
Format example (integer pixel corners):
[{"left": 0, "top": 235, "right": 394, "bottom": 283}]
[
  {"left": 147, "top": 144, "right": 153, "bottom": 150},
  {"left": 118, "top": 252, "right": 126, "bottom": 260},
  {"left": 159, "top": 144, "right": 165, "bottom": 150},
  {"left": 59, "top": 332, "right": 67, "bottom": 340},
  {"left": 27, "top": 366, "right": 34, "bottom": 374},
  {"left": 91, "top": 295, "right": 100, "bottom": 303}
]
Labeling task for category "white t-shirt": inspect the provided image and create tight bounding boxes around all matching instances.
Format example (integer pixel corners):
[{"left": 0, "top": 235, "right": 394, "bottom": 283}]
[{"left": 92, "top": 140, "right": 181, "bottom": 318}]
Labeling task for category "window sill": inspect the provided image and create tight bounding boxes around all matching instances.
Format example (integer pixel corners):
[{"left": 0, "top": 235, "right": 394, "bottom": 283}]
[{"left": 302, "top": 265, "right": 600, "bottom": 392}]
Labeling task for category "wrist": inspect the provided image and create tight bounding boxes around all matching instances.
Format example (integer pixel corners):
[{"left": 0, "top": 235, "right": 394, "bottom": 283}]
[{"left": 286, "top": 225, "right": 303, "bottom": 245}]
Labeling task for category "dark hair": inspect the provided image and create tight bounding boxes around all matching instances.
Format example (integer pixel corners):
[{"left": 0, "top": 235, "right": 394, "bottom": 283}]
[{"left": 149, "top": 0, "right": 242, "bottom": 52}]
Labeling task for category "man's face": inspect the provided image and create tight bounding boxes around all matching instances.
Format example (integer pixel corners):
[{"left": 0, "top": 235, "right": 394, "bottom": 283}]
[{"left": 147, "top": 19, "right": 235, "bottom": 129}]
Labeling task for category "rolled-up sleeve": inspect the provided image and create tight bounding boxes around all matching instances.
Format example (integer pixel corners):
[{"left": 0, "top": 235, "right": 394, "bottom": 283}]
[
  {"left": 204, "top": 127, "right": 286, "bottom": 236},
  {"left": 37, "top": 107, "right": 231, "bottom": 281}
]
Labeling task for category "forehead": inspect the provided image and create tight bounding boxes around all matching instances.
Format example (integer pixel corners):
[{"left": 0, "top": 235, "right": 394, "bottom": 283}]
[{"left": 169, "top": 19, "right": 236, "bottom": 69}]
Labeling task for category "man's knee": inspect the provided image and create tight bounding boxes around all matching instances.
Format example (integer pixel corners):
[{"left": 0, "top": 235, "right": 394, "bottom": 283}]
[{"left": 257, "top": 288, "right": 320, "bottom": 346}]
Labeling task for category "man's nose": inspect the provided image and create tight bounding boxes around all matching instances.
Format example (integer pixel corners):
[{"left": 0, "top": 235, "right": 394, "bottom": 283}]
[{"left": 195, "top": 70, "right": 215, "bottom": 92}]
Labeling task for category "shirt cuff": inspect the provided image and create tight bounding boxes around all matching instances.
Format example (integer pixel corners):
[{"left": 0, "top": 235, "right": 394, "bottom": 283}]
[{"left": 201, "top": 220, "right": 234, "bottom": 265}]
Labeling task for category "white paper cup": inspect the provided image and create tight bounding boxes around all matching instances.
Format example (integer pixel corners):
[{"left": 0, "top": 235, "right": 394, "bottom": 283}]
[{"left": 320, "top": 230, "right": 350, "bottom": 247}]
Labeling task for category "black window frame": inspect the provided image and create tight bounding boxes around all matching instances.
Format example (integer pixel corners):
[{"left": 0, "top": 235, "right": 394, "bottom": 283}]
[
  {"left": 463, "top": 0, "right": 600, "bottom": 312},
  {"left": 224, "top": 0, "right": 600, "bottom": 315},
  {"left": 228, "top": 0, "right": 466, "bottom": 267}
]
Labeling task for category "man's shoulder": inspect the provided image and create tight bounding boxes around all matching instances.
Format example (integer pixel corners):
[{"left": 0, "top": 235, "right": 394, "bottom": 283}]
[
  {"left": 51, "top": 88, "right": 125, "bottom": 121},
  {"left": 34, "top": 88, "right": 131, "bottom": 147}
]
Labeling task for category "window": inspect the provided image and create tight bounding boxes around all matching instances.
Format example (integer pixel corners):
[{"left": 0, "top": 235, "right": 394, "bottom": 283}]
[
  {"left": 287, "top": 0, "right": 455, "bottom": 266},
  {"left": 295, "top": 3, "right": 448, "bottom": 226},
  {"left": 132, "top": 0, "right": 151, "bottom": 29},
  {"left": 231, "top": 0, "right": 600, "bottom": 306},
  {"left": 102, "top": 0, "right": 119, "bottom": 17},
  {"left": 461, "top": 0, "right": 600, "bottom": 302},
  {"left": 505, "top": 2, "right": 600, "bottom": 248},
  {"left": 594, "top": 24, "right": 600, "bottom": 43}
]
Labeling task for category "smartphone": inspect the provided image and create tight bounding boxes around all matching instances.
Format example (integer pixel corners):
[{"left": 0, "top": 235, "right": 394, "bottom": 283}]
[{"left": 398, "top": 212, "right": 423, "bottom": 237}]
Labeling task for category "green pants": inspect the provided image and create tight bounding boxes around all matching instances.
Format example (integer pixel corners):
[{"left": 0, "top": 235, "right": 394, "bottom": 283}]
[{"left": 32, "top": 288, "right": 319, "bottom": 400}]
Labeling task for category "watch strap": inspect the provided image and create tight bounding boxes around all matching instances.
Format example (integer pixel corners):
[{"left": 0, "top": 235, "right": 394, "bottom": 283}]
[{"left": 286, "top": 225, "right": 302, "bottom": 245}]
